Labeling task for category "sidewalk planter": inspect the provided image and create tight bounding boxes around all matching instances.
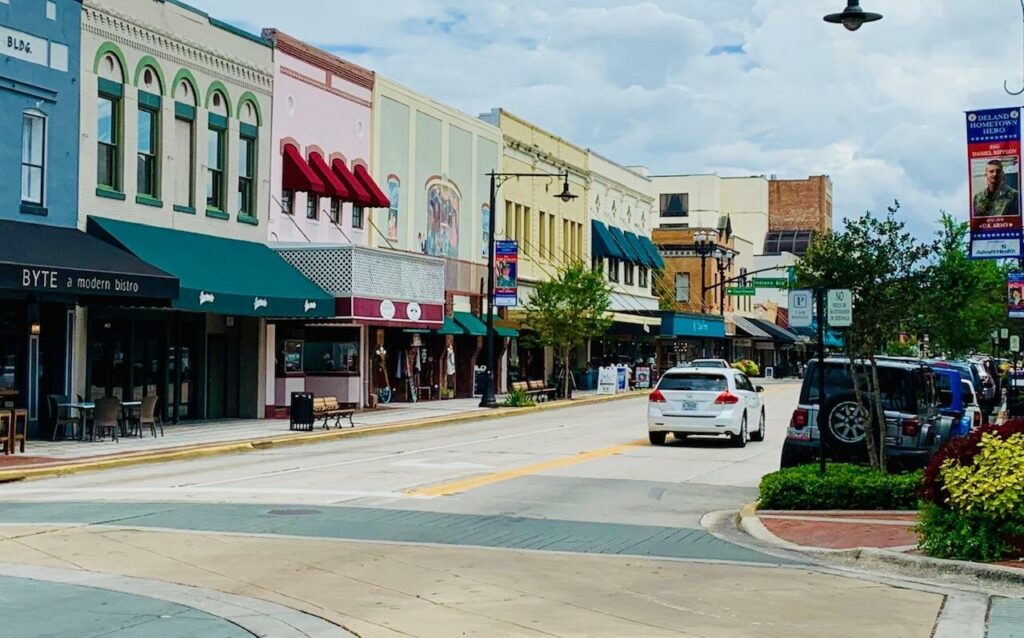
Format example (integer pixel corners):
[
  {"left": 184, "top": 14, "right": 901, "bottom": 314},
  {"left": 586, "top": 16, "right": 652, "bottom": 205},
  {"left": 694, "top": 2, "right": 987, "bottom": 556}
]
[{"left": 758, "top": 463, "right": 922, "bottom": 510}]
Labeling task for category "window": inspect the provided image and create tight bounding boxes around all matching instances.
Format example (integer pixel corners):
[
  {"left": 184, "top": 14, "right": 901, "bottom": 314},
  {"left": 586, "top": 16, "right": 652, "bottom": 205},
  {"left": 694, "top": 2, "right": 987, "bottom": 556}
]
[
  {"left": 304, "top": 340, "right": 359, "bottom": 374},
  {"left": 592, "top": 257, "right": 603, "bottom": 273},
  {"left": 329, "top": 198, "right": 341, "bottom": 223},
  {"left": 658, "top": 373, "right": 727, "bottom": 392},
  {"left": 237, "top": 134, "right": 255, "bottom": 216},
  {"left": 608, "top": 257, "right": 620, "bottom": 283},
  {"left": 352, "top": 205, "right": 364, "bottom": 229},
  {"left": 674, "top": 273, "right": 690, "bottom": 303},
  {"left": 306, "top": 196, "right": 318, "bottom": 220},
  {"left": 660, "top": 193, "right": 689, "bottom": 217},
  {"left": 522, "top": 206, "right": 531, "bottom": 256},
  {"left": 206, "top": 124, "right": 225, "bottom": 210},
  {"left": 137, "top": 106, "right": 159, "bottom": 198},
  {"left": 97, "top": 95, "right": 120, "bottom": 190},
  {"left": 281, "top": 189, "right": 294, "bottom": 215},
  {"left": 21, "top": 111, "right": 45, "bottom": 205},
  {"left": 282, "top": 340, "right": 303, "bottom": 374},
  {"left": 624, "top": 262, "right": 635, "bottom": 286},
  {"left": 539, "top": 211, "right": 547, "bottom": 255},
  {"left": 173, "top": 116, "right": 195, "bottom": 209},
  {"left": 639, "top": 266, "right": 648, "bottom": 288}
]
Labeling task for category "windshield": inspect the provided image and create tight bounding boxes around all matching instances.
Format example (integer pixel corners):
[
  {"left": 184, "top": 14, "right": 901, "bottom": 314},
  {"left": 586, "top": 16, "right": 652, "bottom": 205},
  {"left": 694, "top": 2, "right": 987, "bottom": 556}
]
[
  {"left": 691, "top": 361, "right": 727, "bottom": 368},
  {"left": 803, "top": 362, "right": 920, "bottom": 412},
  {"left": 659, "top": 374, "right": 728, "bottom": 392}
]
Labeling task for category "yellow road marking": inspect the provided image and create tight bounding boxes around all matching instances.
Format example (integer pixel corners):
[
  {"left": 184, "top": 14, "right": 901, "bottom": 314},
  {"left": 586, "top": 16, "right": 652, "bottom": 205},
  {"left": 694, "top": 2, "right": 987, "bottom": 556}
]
[{"left": 405, "top": 440, "right": 647, "bottom": 497}]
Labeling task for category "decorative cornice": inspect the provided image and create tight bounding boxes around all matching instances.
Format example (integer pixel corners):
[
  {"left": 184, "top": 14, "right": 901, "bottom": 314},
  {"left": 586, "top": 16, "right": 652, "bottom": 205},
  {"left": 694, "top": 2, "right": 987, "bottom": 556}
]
[
  {"left": 265, "top": 30, "right": 374, "bottom": 91},
  {"left": 84, "top": 5, "right": 272, "bottom": 96},
  {"left": 280, "top": 66, "right": 371, "bottom": 109}
]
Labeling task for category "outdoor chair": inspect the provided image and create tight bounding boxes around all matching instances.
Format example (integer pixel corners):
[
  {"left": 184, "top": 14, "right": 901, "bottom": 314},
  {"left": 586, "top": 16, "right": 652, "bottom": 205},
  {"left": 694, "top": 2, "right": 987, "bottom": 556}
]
[
  {"left": 92, "top": 397, "right": 120, "bottom": 442},
  {"left": 0, "top": 410, "right": 10, "bottom": 455},
  {"left": 48, "top": 395, "right": 80, "bottom": 441},
  {"left": 132, "top": 395, "right": 162, "bottom": 437}
]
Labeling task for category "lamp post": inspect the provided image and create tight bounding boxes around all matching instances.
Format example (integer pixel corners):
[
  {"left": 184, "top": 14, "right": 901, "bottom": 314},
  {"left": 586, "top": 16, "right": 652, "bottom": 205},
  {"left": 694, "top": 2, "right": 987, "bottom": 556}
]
[
  {"left": 714, "top": 249, "right": 734, "bottom": 318},
  {"left": 693, "top": 230, "right": 716, "bottom": 314},
  {"left": 479, "top": 170, "right": 577, "bottom": 408},
  {"left": 824, "top": 0, "right": 883, "bottom": 31}
]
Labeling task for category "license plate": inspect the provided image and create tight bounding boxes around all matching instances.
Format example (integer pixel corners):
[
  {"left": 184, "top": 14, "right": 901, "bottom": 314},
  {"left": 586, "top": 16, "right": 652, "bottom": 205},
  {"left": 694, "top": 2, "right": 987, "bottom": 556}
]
[{"left": 679, "top": 400, "right": 698, "bottom": 411}]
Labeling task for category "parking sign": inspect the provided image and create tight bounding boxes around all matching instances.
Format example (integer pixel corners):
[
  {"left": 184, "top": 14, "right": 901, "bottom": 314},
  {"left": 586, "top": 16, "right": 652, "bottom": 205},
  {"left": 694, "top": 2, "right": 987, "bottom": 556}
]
[
  {"left": 827, "top": 289, "right": 853, "bottom": 327},
  {"left": 789, "top": 290, "right": 813, "bottom": 328}
]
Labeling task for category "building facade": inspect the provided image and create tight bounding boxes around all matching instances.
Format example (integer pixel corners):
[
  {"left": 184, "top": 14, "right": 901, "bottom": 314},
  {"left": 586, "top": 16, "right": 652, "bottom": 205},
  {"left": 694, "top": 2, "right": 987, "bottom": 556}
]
[{"left": 766, "top": 175, "right": 833, "bottom": 255}]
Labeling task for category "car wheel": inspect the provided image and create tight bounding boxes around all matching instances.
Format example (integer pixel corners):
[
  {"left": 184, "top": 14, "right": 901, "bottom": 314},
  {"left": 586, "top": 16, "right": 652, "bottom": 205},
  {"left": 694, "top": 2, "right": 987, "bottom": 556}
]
[
  {"left": 732, "top": 414, "right": 748, "bottom": 448},
  {"left": 649, "top": 431, "right": 667, "bottom": 446},
  {"left": 751, "top": 410, "right": 766, "bottom": 442},
  {"left": 820, "top": 394, "right": 874, "bottom": 459}
]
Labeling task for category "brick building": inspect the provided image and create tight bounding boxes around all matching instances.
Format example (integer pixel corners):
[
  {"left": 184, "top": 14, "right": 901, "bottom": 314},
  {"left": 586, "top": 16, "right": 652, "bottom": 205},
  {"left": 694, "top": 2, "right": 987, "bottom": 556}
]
[{"left": 766, "top": 176, "right": 833, "bottom": 256}]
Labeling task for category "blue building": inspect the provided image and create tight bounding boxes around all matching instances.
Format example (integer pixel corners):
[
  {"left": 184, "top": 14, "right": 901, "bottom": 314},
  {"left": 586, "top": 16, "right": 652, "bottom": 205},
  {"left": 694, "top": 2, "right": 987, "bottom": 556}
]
[{"left": 0, "top": 0, "right": 81, "bottom": 226}]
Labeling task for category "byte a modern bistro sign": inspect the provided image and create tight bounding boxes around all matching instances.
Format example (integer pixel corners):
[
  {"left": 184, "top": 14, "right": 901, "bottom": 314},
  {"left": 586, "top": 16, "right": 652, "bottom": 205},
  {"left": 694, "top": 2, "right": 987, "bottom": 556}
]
[{"left": 7, "top": 266, "right": 176, "bottom": 299}]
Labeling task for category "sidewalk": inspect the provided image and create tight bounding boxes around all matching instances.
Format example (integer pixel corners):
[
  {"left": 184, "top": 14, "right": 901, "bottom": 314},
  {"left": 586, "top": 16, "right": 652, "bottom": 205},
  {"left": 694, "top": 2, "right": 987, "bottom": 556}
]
[{"left": 0, "top": 390, "right": 635, "bottom": 481}]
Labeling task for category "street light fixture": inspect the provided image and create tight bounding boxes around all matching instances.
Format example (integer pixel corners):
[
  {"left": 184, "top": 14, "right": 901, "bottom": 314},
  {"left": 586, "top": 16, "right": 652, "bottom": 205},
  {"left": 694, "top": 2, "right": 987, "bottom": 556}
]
[
  {"left": 693, "top": 230, "right": 716, "bottom": 313},
  {"left": 714, "top": 249, "right": 735, "bottom": 318},
  {"left": 824, "top": 0, "right": 883, "bottom": 31},
  {"left": 479, "top": 170, "right": 578, "bottom": 408}
]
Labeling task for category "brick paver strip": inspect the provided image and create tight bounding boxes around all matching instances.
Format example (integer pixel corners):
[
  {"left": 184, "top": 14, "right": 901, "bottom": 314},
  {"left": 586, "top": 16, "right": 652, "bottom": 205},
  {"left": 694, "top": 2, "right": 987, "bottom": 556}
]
[
  {"left": 762, "top": 518, "right": 918, "bottom": 550},
  {"left": 0, "top": 501, "right": 792, "bottom": 565},
  {"left": 988, "top": 597, "right": 1024, "bottom": 638}
]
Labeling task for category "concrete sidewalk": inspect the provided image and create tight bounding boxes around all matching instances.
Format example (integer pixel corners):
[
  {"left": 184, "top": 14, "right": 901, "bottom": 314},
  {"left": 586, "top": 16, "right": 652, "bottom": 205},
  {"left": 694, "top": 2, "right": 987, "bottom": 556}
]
[{"left": 0, "top": 390, "right": 642, "bottom": 482}]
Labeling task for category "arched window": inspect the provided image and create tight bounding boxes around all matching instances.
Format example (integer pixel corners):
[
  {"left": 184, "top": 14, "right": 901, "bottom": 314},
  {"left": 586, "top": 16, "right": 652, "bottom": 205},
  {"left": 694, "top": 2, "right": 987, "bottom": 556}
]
[
  {"left": 96, "top": 49, "right": 126, "bottom": 193},
  {"left": 172, "top": 76, "right": 199, "bottom": 212},
  {"left": 236, "top": 95, "right": 260, "bottom": 221},
  {"left": 21, "top": 108, "right": 46, "bottom": 206},
  {"left": 135, "top": 64, "right": 164, "bottom": 202},
  {"left": 205, "top": 88, "right": 230, "bottom": 214}
]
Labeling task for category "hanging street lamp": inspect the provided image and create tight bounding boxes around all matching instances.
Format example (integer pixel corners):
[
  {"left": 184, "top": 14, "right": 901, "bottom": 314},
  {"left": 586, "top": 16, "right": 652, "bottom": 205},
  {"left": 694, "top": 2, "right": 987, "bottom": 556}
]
[{"left": 824, "top": 0, "right": 883, "bottom": 31}]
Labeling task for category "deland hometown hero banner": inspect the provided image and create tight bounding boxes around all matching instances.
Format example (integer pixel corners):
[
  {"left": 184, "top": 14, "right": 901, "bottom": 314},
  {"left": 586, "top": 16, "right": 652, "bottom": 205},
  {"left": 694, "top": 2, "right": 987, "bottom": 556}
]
[{"left": 967, "top": 107, "right": 1023, "bottom": 259}]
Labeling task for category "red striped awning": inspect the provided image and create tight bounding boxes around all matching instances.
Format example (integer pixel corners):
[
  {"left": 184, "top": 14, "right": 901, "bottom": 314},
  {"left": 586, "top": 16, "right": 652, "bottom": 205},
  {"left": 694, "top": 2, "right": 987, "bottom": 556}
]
[
  {"left": 353, "top": 164, "right": 392, "bottom": 208},
  {"left": 331, "top": 158, "right": 372, "bottom": 206},
  {"left": 281, "top": 144, "right": 325, "bottom": 193},
  {"left": 308, "top": 152, "right": 350, "bottom": 199}
]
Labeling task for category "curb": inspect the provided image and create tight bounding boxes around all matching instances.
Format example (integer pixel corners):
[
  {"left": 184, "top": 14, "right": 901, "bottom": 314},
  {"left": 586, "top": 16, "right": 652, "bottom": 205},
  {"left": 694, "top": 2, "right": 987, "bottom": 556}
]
[
  {"left": 737, "top": 502, "right": 1024, "bottom": 586},
  {"left": 0, "top": 390, "right": 648, "bottom": 484}
]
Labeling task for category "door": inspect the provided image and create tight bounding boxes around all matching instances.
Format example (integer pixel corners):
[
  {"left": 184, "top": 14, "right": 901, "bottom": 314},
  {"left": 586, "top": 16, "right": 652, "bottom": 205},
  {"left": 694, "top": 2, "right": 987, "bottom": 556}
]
[
  {"left": 735, "top": 373, "right": 763, "bottom": 414},
  {"left": 207, "top": 334, "right": 227, "bottom": 420}
]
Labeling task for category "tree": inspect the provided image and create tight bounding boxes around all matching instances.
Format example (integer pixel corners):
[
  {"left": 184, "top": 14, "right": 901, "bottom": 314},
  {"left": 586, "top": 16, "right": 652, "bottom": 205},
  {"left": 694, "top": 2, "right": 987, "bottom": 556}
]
[
  {"left": 916, "top": 213, "right": 1007, "bottom": 358},
  {"left": 794, "top": 203, "right": 933, "bottom": 471},
  {"left": 523, "top": 261, "right": 613, "bottom": 397}
]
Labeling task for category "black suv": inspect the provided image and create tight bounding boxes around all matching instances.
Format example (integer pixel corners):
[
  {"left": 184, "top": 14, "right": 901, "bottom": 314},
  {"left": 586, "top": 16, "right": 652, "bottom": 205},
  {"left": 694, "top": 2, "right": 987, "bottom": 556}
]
[{"left": 781, "top": 357, "right": 944, "bottom": 469}]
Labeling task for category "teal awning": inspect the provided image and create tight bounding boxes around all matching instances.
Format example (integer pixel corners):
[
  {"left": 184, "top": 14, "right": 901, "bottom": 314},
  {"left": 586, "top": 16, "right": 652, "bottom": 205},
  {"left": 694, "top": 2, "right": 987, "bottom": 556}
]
[
  {"left": 453, "top": 311, "right": 487, "bottom": 336},
  {"left": 591, "top": 220, "right": 626, "bottom": 260},
  {"left": 624, "top": 231, "right": 655, "bottom": 268},
  {"left": 486, "top": 314, "right": 519, "bottom": 338},
  {"left": 437, "top": 316, "right": 464, "bottom": 335},
  {"left": 608, "top": 226, "right": 644, "bottom": 264},
  {"left": 88, "top": 217, "right": 333, "bottom": 318},
  {"left": 639, "top": 236, "right": 665, "bottom": 270}
]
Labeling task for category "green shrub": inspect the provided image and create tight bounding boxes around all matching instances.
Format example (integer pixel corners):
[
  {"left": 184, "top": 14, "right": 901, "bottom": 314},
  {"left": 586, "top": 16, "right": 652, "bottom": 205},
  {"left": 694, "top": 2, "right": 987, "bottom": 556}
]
[
  {"left": 916, "top": 502, "right": 1024, "bottom": 562},
  {"left": 502, "top": 388, "right": 536, "bottom": 408},
  {"left": 759, "top": 463, "right": 922, "bottom": 510}
]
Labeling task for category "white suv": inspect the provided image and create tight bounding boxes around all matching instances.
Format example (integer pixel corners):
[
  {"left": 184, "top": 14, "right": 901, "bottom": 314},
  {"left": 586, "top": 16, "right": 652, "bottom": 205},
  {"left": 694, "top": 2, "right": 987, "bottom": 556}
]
[{"left": 648, "top": 367, "right": 766, "bottom": 447}]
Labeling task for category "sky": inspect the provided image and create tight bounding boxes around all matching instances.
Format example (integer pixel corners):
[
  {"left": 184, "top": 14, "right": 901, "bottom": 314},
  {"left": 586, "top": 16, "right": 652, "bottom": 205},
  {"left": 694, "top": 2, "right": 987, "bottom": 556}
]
[{"left": 186, "top": 0, "right": 1024, "bottom": 237}]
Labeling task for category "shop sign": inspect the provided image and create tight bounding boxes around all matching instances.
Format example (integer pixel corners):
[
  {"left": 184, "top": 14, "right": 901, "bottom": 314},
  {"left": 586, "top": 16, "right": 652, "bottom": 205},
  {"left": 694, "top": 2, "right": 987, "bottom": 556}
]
[
  {"left": 380, "top": 299, "right": 396, "bottom": 320},
  {"left": 733, "top": 338, "right": 753, "bottom": 348},
  {"left": 752, "top": 277, "right": 788, "bottom": 289},
  {"left": 635, "top": 367, "right": 651, "bottom": 389},
  {"left": 597, "top": 366, "right": 618, "bottom": 394},
  {"left": 967, "top": 107, "right": 1023, "bottom": 259},
  {"left": 0, "top": 26, "right": 48, "bottom": 67},
  {"left": 2, "top": 265, "right": 176, "bottom": 299},
  {"left": 494, "top": 240, "right": 518, "bottom": 307}
]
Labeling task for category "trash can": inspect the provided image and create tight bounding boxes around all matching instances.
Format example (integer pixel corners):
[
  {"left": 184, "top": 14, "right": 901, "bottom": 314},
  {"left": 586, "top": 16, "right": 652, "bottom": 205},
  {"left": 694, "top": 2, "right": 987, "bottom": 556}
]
[{"left": 290, "top": 392, "right": 314, "bottom": 431}]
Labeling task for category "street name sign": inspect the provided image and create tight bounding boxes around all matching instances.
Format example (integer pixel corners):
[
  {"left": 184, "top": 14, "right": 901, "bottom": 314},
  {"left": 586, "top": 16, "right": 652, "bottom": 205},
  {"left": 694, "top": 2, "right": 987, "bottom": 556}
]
[
  {"left": 726, "top": 287, "right": 756, "bottom": 297},
  {"left": 752, "top": 277, "right": 788, "bottom": 289},
  {"left": 789, "top": 290, "right": 813, "bottom": 328},
  {"left": 827, "top": 289, "right": 853, "bottom": 327},
  {"left": 1013, "top": 335, "right": 1021, "bottom": 353}
]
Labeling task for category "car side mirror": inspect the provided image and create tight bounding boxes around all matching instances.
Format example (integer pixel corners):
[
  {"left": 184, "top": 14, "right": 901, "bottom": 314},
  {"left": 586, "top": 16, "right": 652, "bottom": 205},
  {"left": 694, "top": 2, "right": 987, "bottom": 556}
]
[{"left": 756, "top": 386, "right": 765, "bottom": 393}]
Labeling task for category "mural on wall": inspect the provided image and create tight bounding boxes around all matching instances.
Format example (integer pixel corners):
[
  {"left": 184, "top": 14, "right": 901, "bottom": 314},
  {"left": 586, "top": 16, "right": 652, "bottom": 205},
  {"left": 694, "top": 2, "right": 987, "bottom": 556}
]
[
  {"left": 481, "top": 203, "right": 490, "bottom": 258},
  {"left": 424, "top": 176, "right": 461, "bottom": 258},
  {"left": 387, "top": 174, "right": 401, "bottom": 242}
]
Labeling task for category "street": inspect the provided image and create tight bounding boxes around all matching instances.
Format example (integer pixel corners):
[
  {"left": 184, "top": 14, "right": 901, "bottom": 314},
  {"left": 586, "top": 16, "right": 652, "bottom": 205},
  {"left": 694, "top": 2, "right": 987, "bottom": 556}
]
[{"left": 0, "top": 382, "right": 950, "bottom": 637}]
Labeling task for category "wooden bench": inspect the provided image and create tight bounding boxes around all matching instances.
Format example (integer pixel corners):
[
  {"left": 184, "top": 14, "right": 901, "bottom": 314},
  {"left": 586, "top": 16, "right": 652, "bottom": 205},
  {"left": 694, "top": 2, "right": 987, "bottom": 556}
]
[
  {"left": 511, "top": 380, "right": 556, "bottom": 402},
  {"left": 312, "top": 396, "right": 356, "bottom": 429}
]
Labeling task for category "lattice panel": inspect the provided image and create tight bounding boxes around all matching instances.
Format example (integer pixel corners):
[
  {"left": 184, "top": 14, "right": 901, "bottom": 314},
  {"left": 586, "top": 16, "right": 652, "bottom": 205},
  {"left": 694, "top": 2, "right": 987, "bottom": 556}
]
[
  {"left": 351, "top": 247, "right": 445, "bottom": 303},
  {"left": 277, "top": 247, "right": 354, "bottom": 296}
]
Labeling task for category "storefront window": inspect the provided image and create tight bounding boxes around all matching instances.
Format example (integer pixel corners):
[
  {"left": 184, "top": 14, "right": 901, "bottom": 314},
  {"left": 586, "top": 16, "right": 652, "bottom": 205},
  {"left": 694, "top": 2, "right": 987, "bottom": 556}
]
[
  {"left": 0, "top": 309, "right": 18, "bottom": 393},
  {"left": 305, "top": 341, "right": 359, "bottom": 374},
  {"left": 283, "top": 340, "right": 303, "bottom": 373}
]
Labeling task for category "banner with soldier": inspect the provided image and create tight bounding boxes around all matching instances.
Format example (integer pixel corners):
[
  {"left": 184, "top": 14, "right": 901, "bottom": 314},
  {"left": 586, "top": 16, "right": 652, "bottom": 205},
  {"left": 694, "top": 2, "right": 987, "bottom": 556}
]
[{"left": 967, "top": 107, "right": 1022, "bottom": 259}]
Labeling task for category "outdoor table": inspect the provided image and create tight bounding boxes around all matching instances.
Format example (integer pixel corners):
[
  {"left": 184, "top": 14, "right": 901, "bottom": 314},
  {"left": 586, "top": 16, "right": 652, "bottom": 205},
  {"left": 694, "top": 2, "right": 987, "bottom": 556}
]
[{"left": 58, "top": 401, "right": 142, "bottom": 441}]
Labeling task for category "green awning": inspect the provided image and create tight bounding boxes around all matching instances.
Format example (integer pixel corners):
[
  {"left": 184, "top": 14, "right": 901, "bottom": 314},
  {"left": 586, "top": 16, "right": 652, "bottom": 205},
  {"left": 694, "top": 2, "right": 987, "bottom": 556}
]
[
  {"left": 624, "top": 231, "right": 655, "bottom": 268},
  {"left": 639, "top": 236, "right": 665, "bottom": 270},
  {"left": 591, "top": 220, "right": 626, "bottom": 260},
  {"left": 453, "top": 311, "right": 487, "bottom": 336},
  {"left": 436, "top": 316, "right": 464, "bottom": 335},
  {"left": 487, "top": 314, "right": 520, "bottom": 338},
  {"left": 608, "top": 226, "right": 644, "bottom": 264},
  {"left": 88, "top": 217, "right": 333, "bottom": 318}
]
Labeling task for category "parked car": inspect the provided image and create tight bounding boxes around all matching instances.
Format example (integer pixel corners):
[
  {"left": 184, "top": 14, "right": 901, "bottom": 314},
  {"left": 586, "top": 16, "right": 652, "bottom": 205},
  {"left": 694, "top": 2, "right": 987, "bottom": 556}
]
[
  {"left": 648, "top": 367, "right": 765, "bottom": 448},
  {"left": 960, "top": 378, "right": 983, "bottom": 435},
  {"left": 939, "top": 361, "right": 996, "bottom": 423},
  {"left": 781, "top": 357, "right": 942, "bottom": 469},
  {"left": 690, "top": 359, "right": 731, "bottom": 369},
  {"left": 931, "top": 367, "right": 964, "bottom": 442}
]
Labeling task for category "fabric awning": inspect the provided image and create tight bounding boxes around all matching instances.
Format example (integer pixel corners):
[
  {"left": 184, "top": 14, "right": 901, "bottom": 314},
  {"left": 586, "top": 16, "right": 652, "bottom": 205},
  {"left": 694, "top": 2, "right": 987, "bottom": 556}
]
[
  {"left": 89, "top": 217, "right": 333, "bottom": 318},
  {"left": 623, "top": 231, "right": 655, "bottom": 268},
  {"left": 608, "top": 226, "right": 644, "bottom": 264},
  {"left": 591, "top": 220, "right": 626, "bottom": 260},
  {"left": 0, "top": 219, "right": 178, "bottom": 301},
  {"left": 486, "top": 313, "right": 520, "bottom": 337},
  {"left": 638, "top": 236, "right": 665, "bottom": 270},
  {"left": 607, "top": 311, "right": 661, "bottom": 327},
  {"left": 282, "top": 144, "right": 325, "bottom": 194},
  {"left": 308, "top": 152, "right": 350, "bottom": 199},
  {"left": 453, "top": 311, "right": 487, "bottom": 337},
  {"left": 732, "top": 315, "right": 772, "bottom": 340},
  {"left": 437, "top": 316, "right": 464, "bottom": 335},
  {"left": 749, "top": 317, "right": 797, "bottom": 344},
  {"left": 331, "top": 159, "right": 372, "bottom": 206},
  {"left": 353, "top": 165, "right": 392, "bottom": 208}
]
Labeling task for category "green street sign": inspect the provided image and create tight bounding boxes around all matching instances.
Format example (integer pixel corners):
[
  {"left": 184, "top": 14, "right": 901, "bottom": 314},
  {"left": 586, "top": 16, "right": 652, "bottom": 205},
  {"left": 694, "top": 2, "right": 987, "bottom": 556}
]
[
  {"left": 752, "top": 277, "right": 788, "bottom": 289},
  {"left": 727, "top": 287, "right": 756, "bottom": 297}
]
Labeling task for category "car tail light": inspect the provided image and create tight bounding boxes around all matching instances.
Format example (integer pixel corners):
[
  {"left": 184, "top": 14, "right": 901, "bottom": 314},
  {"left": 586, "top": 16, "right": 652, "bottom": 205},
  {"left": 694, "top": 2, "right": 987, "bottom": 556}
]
[
  {"left": 901, "top": 418, "right": 920, "bottom": 437},
  {"left": 973, "top": 411, "right": 982, "bottom": 429},
  {"left": 791, "top": 408, "right": 809, "bottom": 429},
  {"left": 714, "top": 391, "right": 740, "bottom": 405},
  {"left": 649, "top": 389, "right": 666, "bottom": 403}
]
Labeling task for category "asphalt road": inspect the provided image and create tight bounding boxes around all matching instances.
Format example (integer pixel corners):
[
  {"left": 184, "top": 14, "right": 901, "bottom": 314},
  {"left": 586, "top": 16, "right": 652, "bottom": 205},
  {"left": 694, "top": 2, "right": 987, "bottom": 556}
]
[{"left": 0, "top": 381, "right": 953, "bottom": 637}]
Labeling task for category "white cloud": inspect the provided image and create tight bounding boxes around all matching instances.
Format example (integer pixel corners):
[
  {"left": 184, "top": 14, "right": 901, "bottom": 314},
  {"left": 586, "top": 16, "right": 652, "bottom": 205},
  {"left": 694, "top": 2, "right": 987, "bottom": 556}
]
[{"left": 187, "top": 0, "right": 1024, "bottom": 236}]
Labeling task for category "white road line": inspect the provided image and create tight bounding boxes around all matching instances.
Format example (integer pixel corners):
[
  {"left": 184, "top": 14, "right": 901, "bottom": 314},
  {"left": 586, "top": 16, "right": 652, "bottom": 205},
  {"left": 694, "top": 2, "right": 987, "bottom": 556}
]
[
  {"left": 180, "top": 420, "right": 612, "bottom": 488},
  {"left": 0, "top": 486, "right": 430, "bottom": 499}
]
